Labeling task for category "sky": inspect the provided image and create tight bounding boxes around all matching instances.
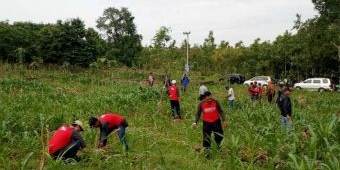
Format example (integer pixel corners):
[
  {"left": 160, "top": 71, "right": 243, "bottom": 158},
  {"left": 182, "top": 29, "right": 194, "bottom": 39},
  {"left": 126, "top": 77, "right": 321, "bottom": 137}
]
[{"left": 0, "top": 0, "right": 319, "bottom": 46}]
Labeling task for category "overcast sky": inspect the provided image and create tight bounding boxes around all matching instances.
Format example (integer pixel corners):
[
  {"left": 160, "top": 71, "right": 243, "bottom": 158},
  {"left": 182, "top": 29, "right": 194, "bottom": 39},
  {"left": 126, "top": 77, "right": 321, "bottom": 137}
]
[{"left": 0, "top": 0, "right": 318, "bottom": 46}]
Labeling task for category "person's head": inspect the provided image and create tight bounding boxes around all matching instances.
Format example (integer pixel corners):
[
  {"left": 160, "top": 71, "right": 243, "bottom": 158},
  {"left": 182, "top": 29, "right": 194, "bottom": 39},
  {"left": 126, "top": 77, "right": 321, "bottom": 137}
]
[
  {"left": 88, "top": 117, "right": 100, "bottom": 128},
  {"left": 258, "top": 83, "right": 261, "bottom": 86},
  {"left": 203, "top": 91, "right": 213, "bottom": 103},
  {"left": 71, "top": 120, "right": 84, "bottom": 132},
  {"left": 284, "top": 87, "right": 291, "bottom": 96},
  {"left": 225, "top": 85, "right": 230, "bottom": 90},
  {"left": 171, "top": 80, "right": 176, "bottom": 85}
]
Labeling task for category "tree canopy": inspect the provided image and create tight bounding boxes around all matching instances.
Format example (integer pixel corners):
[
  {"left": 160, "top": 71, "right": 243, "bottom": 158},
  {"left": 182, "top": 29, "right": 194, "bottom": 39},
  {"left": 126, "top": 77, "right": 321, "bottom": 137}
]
[{"left": 0, "top": 3, "right": 338, "bottom": 82}]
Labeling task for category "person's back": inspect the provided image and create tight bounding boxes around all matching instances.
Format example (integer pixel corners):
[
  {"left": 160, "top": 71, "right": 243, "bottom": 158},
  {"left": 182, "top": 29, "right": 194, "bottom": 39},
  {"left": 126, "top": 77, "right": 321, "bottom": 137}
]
[
  {"left": 49, "top": 121, "right": 85, "bottom": 161},
  {"left": 277, "top": 92, "right": 291, "bottom": 115},
  {"left": 182, "top": 75, "right": 189, "bottom": 86},
  {"left": 49, "top": 125, "right": 73, "bottom": 155}
]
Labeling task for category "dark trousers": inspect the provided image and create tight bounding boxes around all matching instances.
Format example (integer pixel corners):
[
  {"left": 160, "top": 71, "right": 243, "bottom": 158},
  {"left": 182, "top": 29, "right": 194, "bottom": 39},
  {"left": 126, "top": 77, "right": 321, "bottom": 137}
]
[
  {"left": 51, "top": 141, "right": 81, "bottom": 160},
  {"left": 103, "top": 120, "right": 129, "bottom": 151},
  {"left": 170, "top": 100, "right": 181, "bottom": 118},
  {"left": 202, "top": 119, "right": 224, "bottom": 148}
]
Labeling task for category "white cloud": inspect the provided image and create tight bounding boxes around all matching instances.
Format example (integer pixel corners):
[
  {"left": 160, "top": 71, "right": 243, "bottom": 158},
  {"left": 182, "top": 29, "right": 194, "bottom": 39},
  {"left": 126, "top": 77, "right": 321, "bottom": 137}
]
[{"left": 0, "top": 0, "right": 318, "bottom": 46}]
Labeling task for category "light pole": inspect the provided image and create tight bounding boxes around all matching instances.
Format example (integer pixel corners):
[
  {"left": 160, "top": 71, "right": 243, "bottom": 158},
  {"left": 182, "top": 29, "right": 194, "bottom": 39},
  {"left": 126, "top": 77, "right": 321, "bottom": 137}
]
[{"left": 183, "top": 31, "right": 190, "bottom": 70}]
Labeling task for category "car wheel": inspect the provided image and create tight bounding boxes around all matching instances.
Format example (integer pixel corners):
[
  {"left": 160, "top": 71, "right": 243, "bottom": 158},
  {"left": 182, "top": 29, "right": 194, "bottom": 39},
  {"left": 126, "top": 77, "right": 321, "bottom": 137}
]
[
  {"left": 318, "top": 88, "right": 325, "bottom": 92},
  {"left": 296, "top": 86, "right": 302, "bottom": 90}
]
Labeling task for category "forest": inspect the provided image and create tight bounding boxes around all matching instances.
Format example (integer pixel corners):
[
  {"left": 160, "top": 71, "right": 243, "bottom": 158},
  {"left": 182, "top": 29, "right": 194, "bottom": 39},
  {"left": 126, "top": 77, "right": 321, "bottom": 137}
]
[{"left": 0, "top": 0, "right": 339, "bottom": 82}]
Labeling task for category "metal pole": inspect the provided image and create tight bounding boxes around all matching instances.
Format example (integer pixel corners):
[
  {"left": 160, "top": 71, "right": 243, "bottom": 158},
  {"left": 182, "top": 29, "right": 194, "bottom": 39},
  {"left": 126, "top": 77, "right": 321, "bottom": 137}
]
[{"left": 183, "top": 31, "right": 190, "bottom": 65}]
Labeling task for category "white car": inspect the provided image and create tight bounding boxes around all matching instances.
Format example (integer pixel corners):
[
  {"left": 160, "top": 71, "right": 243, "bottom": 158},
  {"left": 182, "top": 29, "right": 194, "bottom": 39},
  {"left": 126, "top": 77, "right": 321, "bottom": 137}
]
[
  {"left": 293, "top": 78, "right": 331, "bottom": 92},
  {"left": 243, "top": 76, "right": 272, "bottom": 87}
]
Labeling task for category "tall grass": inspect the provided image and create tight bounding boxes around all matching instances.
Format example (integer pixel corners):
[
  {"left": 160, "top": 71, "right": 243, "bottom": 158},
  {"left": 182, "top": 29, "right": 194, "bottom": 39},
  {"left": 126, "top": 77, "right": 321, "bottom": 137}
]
[{"left": 0, "top": 64, "right": 339, "bottom": 169}]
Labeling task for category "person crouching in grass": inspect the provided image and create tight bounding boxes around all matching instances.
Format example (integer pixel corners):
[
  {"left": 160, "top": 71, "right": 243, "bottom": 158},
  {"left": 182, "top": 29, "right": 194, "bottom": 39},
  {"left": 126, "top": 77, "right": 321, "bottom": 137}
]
[
  {"left": 89, "top": 113, "right": 129, "bottom": 152},
  {"left": 48, "top": 120, "right": 86, "bottom": 162}
]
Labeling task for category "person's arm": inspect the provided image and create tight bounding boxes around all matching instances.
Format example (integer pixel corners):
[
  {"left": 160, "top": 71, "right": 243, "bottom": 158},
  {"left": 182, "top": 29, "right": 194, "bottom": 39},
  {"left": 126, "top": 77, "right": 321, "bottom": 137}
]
[
  {"left": 71, "top": 131, "right": 86, "bottom": 149},
  {"left": 227, "top": 89, "right": 232, "bottom": 97},
  {"left": 215, "top": 100, "right": 226, "bottom": 121},
  {"left": 99, "top": 122, "right": 109, "bottom": 143},
  {"left": 287, "top": 97, "right": 292, "bottom": 118},
  {"left": 192, "top": 102, "right": 203, "bottom": 129},
  {"left": 194, "top": 102, "right": 203, "bottom": 124},
  {"left": 216, "top": 100, "right": 228, "bottom": 127}
]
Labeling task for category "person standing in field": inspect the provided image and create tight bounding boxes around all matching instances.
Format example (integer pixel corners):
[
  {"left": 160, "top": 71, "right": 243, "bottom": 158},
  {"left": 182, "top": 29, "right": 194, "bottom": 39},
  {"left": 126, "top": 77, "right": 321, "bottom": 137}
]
[
  {"left": 148, "top": 72, "right": 155, "bottom": 87},
  {"left": 88, "top": 113, "right": 129, "bottom": 151},
  {"left": 181, "top": 73, "right": 190, "bottom": 93},
  {"left": 277, "top": 88, "right": 292, "bottom": 130},
  {"left": 276, "top": 83, "right": 284, "bottom": 105},
  {"left": 225, "top": 85, "right": 235, "bottom": 110},
  {"left": 253, "top": 81, "right": 259, "bottom": 100},
  {"left": 258, "top": 83, "right": 263, "bottom": 101},
  {"left": 247, "top": 82, "right": 253, "bottom": 100},
  {"left": 167, "top": 80, "right": 181, "bottom": 119},
  {"left": 198, "top": 82, "right": 208, "bottom": 101},
  {"left": 163, "top": 74, "right": 171, "bottom": 89},
  {"left": 266, "top": 81, "right": 276, "bottom": 103},
  {"left": 192, "top": 91, "right": 228, "bottom": 158},
  {"left": 48, "top": 120, "right": 86, "bottom": 161}
]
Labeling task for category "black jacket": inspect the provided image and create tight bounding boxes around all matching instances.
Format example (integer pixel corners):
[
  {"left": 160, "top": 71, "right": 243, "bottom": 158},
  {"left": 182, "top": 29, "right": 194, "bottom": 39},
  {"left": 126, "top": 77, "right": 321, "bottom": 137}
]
[{"left": 277, "top": 93, "right": 292, "bottom": 117}]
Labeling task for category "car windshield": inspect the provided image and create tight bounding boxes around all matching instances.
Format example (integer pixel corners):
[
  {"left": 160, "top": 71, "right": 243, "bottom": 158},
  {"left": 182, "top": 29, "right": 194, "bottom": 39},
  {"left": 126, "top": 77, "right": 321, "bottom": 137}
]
[{"left": 252, "top": 76, "right": 267, "bottom": 81}]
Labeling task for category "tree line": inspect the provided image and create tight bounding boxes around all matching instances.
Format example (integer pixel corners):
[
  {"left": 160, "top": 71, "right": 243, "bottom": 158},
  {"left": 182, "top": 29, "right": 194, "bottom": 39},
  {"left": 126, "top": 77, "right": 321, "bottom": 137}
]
[{"left": 0, "top": 0, "right": 339, "bottom": 82}]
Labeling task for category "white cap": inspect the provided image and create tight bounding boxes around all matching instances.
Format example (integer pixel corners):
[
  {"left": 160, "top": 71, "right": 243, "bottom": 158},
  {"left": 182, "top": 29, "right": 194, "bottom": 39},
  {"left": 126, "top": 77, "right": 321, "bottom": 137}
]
[
  {"left": 171, "top": 80, "right": 176, "bottom": 84},
  {"left": 72, "top": 120, "right": 84, "bottom": 131}
]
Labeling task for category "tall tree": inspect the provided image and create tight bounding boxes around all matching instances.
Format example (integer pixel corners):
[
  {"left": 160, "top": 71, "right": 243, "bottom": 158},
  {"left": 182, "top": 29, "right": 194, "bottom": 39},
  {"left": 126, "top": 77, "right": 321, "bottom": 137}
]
[
  {"left": 202, "top": 30, "right": 216, "bottom": 56},
  {"left": 152, "top": 26, "right": 173, "bottom": 48},
  {"left": 96, "top": 7, "right": 142, "bottom": 67}
]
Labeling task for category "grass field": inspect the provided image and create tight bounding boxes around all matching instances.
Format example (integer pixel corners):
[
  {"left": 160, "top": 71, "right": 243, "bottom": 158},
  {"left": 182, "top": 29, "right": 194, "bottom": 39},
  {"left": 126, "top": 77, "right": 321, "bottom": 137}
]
[{"left": 0, "top": 64, "right": 339, "bottom": 170}]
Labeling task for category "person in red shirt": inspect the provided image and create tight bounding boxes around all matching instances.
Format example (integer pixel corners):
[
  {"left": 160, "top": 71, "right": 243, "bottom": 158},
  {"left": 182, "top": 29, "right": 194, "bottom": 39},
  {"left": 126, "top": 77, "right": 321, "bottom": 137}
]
[
  {"left": 48, "top": 120, "right": 86, "bottom": 161},
  {"left": 248, "top": 82, "right": 255, "bottom": 100},
  {"left": 89, "top": 113, "right": 129, "bottom": 151},
  {"left": 258, "top": 83, "right": 263, "bottom": 100},
  {"left": 167, "top": 80, "right": 181, "bottom": 119},
  {"left": 192, "top": 91, "right": 228, "bottom": 158}
]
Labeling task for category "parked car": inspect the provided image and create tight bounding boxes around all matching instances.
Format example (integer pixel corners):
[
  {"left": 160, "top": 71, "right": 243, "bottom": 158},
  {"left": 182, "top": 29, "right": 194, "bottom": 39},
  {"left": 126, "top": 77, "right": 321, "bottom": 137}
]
[
  {"left": 228, "top": 73, "right": 245, "bottom": 84},
  {"left": 293, "top": 78, "right": 331, "bottom": 92},
  {"left": 243, "top": 76, "right": 272, "bottom": 87}
]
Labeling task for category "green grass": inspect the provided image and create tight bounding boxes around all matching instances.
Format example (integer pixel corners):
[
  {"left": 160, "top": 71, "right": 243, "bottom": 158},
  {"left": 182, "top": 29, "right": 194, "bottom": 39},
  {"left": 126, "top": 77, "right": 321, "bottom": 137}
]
[{"left": 0, "top": 64, "right": 339, "bottom": 170}]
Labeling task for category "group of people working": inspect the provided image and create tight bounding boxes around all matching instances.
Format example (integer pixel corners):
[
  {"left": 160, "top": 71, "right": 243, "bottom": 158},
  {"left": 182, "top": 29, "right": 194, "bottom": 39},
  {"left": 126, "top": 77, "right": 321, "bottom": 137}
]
[
  {"left": 48, "top": 113, "right": 129, "bottom": 161},
  {"left": 49, "top": 73, "right": 293, "bottom": 161}
]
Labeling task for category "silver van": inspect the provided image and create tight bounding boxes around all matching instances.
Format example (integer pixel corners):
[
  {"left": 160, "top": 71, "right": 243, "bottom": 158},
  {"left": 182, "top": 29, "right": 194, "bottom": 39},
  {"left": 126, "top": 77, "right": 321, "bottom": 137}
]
[{"left": 293, "top": 78, "right": 331, "bottom": 92}]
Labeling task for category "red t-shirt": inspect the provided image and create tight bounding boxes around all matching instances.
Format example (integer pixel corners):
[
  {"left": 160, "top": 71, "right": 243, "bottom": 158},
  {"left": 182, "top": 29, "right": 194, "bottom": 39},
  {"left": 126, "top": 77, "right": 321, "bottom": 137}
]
[
  {"left": 168, "top": 86, "right": 179, "bottom": 100},
  {"left": 48, "top": 125, "right": 73, "bottom": 155},
  {"left": 99, "top": 113, "right": 124, "bottom": 128},
  {"left": 201, "top": 100, "right": 221, "bottom": 123}
]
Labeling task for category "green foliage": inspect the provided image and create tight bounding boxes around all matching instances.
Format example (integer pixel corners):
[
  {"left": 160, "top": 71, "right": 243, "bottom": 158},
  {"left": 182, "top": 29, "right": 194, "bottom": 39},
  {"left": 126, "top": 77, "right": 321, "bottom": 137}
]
[
  {"left": 0, "top": 1, "right": 339, "bottom": 78},
  {"left": 0, "top": 65, "right": 339, "bottom": 169},
  {"left": 96, "top": 7, "right": 142, "bottom": 67}
]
